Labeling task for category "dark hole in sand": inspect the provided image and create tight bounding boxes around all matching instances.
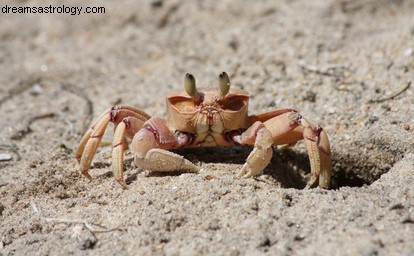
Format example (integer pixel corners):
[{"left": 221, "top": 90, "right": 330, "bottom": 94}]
[{"left": 172, "top": 146, "right": 379, "bottom": 189}]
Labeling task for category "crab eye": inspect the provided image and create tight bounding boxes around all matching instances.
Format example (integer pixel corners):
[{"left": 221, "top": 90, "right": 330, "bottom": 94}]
[
  {"left": 184, "top": 73, "right": 196, "bottom": 96},
  {"left": 219, "top": 72, "right": 230, "bottom": 96},
  {"left": 184, "top": 73, "right": 201, "bottom": 102}
]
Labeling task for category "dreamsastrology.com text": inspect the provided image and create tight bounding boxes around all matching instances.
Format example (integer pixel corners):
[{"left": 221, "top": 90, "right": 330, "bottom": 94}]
[{"left": 2, "top": 5, "right": 105, "bottom": 15}]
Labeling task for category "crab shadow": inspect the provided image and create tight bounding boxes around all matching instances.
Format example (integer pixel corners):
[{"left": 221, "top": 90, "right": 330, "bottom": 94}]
[
  {"left": 94, "top": 145, "right": 375, "bottom": 189},
  {"left": 171, "top": 143, "right": 394, "bottom": 189},
  {"left": 94, "top": 158, "right": 196, "bottom": 186},
  {"left": 173, "top": 146, "right": 311, "bottom": 189},
  {"left": 174, "top": 146, "right": 379, "bottom": 189},
  {"left": 176, "top": 146, "right": 383, "bottom": 189}
]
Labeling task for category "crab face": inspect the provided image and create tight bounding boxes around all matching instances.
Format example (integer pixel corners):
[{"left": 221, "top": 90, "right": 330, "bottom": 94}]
[{"left": 166, "top": 73, "right": 250, "bottom": 141}]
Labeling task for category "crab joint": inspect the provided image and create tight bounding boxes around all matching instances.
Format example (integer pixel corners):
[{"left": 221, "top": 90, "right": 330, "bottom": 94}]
[
  {"left": 219, "top": 72, "right": 230, "bottom": 97},
  {"left": 184, "top": 73, "right": 201, "bottom": 103}
]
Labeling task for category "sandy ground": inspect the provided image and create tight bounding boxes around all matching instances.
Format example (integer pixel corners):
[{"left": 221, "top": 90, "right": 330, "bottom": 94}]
[{"left": 1, "top": 0, "right": 414, "bottom": 255}]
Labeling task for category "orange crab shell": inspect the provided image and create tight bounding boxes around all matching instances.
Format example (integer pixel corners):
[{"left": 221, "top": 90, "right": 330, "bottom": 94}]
[{"left": 166, "top": 87, "right": 251, "bottom": 133}]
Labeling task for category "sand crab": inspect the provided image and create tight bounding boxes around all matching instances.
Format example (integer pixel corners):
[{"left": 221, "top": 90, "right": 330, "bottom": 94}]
[{"left": 76, "top": 72, "right": 332, "bottom": 188}]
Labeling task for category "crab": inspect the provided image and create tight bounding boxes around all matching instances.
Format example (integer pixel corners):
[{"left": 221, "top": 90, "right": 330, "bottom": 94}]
[{"left": 76, "top": 72, "right": 332, "bottom": 189}]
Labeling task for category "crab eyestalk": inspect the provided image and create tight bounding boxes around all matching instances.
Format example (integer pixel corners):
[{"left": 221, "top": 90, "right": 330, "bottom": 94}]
[
  {"left": 219, "top": 72, "right": 230, "bottom": 97},
  {"left": 184, "top": 73, "right": 201, "bottom": 103}
]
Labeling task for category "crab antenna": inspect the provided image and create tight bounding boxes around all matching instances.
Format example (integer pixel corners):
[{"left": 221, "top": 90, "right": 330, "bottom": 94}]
[
  {"left": 184, "top": 73, "right": 201, "bottom": 102},
  {"left": 219, "top": 72, "right": 230, "bottom": 97}
]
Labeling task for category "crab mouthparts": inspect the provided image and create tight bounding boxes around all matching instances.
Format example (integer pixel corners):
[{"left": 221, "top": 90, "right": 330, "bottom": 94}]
[{"left": 201, "top": 107, "right": 219, "bottom": 123}]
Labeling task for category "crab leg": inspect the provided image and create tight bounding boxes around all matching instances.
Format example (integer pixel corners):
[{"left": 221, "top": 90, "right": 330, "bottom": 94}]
[
  {"left": 236, "top": 111, "right": 331, "bottom": 188},
  {"left": 76, "top": 106, "right": 150, "bottom": 161},
  {"left": 248, "top": 108, "right": 297, "bottom": 124},
  {"left": 76, "top": 106, "right": 150, "bottom": 181},
  {"left": 112, "top": 116, "right": 147, "bottom": 187},
  {"left": 299, "top": 118, "right": 331, "bottom": 188},
  {"left": 76, "top": 110, "right": 110, "bottom": 163},
  {"left": 235, "top": 121, "right": 274, "bottom": 179},
  {"left": 130, "top": 117, "right": 198, "bottom": 176},
  {"left": 263, "top": 111, "right": 331, "bottom": 188}
]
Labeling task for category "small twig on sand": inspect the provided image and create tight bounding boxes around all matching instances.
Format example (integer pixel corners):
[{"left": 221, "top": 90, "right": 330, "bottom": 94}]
[
  {"left": 298, "top": 60, "right": 350, "bottom": 77},
  {"left": 0, "top": 77, "right": 41, "bottom": 107},
  {"left": 368, "top": 81, "right": 411, "bottom": 103},
  {"left": 30, "top": 200, "right": 40, "bottom": 214},
  {"left": 44, "top": 217, "right": 122, "bottom": 234},
  {"left": 60, "top": 83, "right": 94, "bottom": 133},
  {"left": 11, "top": 112, "right": 56, "bottom": 140},
  {"left": 30, "top": 202, "right": 122, "bottom": 234},
  {"left": 0, "top": 144, "right": 21, "bottom": 161},
  {"left": 158, "top": 2, "right": 180, "bottom": 28}
]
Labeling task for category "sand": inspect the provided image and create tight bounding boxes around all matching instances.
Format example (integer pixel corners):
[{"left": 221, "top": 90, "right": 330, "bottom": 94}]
[{"left": 1, "top": 0, "right": 413, "bottom": 255}]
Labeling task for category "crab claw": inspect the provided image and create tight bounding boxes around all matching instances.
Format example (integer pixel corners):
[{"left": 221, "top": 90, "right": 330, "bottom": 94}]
[
  {"left": 130, "top": 117, "right": 199, "bottom": 178},
  {"left": 236, "top": 122, "right": 274, "bottom": 178}
]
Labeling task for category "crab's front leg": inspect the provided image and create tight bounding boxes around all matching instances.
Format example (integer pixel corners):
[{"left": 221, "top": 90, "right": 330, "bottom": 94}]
[
  {"left": 234, "top": 122, "right": 274, "bottom": 179},
  {"left": 127, "top": 117, "right": 198, "bottom": 183},
  {"left": 234, "top": 111, "right": 332, "bottom": 189}
]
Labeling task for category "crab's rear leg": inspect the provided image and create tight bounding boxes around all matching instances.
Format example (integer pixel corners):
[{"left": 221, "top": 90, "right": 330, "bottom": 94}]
[
  {"left": 301, "top": 119, "right": 331, "bottom": 188},
  {"left": 129, "top": 117, "right": 198, "bottom": 181},
  {"left": 264, "top": 112, "right": 331, "bottom": 188},
  {"left": 235, "top": 111, "right": 331, "bottom": 189}
]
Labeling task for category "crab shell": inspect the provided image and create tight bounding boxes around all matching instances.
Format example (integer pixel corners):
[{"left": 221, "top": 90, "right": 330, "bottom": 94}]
[{"left": 166, "top": 88, "right": 250, "bottom": 147}]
